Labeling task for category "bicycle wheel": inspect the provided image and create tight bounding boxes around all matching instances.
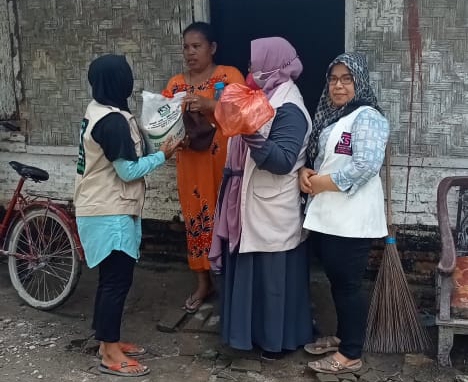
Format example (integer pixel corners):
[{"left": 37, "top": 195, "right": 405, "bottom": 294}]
[{"left": 7, "top": 208, "right": 82, "bottom": 310}]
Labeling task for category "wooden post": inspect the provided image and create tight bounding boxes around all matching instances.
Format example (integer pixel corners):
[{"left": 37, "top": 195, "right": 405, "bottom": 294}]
[
  {"left": 193, "top": 0, "right": 210, "bottom": 22},
  {"left": 0, "top": 0, "right": 16, "bottom": 120}
]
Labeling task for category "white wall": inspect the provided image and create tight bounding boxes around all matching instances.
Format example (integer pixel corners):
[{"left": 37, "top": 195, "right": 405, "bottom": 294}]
[
  {"left": 0, "top": 134, "right": 181, "bottom": 222},
  {"left": 1, "top": 135, "right": 466, "bottom": 226}
]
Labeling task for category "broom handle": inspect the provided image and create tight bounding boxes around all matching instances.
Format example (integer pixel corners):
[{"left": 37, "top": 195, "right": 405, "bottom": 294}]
[{"left": 385, "top": 144, "right": 392, "bottom": 227}]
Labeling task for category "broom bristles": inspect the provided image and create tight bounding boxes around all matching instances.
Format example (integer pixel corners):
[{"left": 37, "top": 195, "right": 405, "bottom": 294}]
[{"left": 364, "top": 226, "right": 431, "bottom": 353}]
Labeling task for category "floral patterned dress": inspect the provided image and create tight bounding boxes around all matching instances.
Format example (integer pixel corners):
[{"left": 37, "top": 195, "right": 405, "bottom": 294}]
[{"left": 164, "top": 65, "right": 244, "bottom": 271}]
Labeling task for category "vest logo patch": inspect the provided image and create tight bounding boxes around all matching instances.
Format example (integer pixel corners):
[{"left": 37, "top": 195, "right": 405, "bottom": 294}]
[
  {"left": 77, "top": 118, "right": 89, "bottom": 175},
  {"left": 334, "top": 132, "right": 352, "bottom": 156}
]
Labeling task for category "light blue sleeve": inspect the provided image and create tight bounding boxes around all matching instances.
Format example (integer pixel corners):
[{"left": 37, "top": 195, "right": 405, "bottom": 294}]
[
  {"left": 113, "top": 151, "right": 166, "bottom": 182},
  {"left": 330, "top": 109, "right": 389, "bottom": 195}
]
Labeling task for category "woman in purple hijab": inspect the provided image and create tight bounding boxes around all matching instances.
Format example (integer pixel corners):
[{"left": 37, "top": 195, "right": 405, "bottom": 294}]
[{"left": 210, "top": 37, "right": 315, "bottom": 360}]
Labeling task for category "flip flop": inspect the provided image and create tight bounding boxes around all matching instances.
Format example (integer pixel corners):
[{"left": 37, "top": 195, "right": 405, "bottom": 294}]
[
  {"left": 184, "top": 294, "right": 204, "bottom": 314},
  {"left": 304, "top": 336, "right": 341, "bottom": 355},
  {"left": 96, "top": 342, "right": 147, "bottom": 359},
  {"left": 307, "top": 354, "right": 362, "bottom": 375},
  {"left": 184, "top": 289, "right": 215, "bottom": 314},
  {"left": 98, "top": 360, "right": 150, "bottom": 377}
]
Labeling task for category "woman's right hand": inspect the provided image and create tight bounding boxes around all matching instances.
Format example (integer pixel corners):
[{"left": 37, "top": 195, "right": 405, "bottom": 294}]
[
  {"left": 183, "top": 94, "right": 216, "bottom": 115},
  {"left": 160, "top": 136, "right": 181, "bottom": 160},
  {"left": 299, "top": 166, "right": 317, "bottom": 194}
]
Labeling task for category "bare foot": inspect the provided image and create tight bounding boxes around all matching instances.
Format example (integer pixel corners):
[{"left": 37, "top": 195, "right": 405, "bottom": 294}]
[
  {"left": 184, "top": 271, "right": 215, "bottom": 313},
  {"left": 99, "top": 341, "right": 145, "bottom": 357},
  {"left": 332, "top": 351, "right": 361, "bottom": 367}
]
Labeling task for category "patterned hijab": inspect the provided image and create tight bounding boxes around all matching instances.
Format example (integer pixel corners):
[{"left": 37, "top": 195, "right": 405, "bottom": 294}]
[
  {"left": 306, "top": 52, "right": 383, "bottom": 164},
  {"left": 250, "top": 37, "right": 303, "bottom": 99}
]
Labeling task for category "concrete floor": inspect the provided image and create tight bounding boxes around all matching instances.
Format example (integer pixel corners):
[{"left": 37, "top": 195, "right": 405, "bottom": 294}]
[{"left": 0, "top": 256, "right": 466, "bottom": 382}]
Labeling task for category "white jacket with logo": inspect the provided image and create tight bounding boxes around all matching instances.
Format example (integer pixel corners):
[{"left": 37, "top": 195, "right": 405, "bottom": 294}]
[{"left": 303, "top": 106, "right": 387, "bottom": 238}]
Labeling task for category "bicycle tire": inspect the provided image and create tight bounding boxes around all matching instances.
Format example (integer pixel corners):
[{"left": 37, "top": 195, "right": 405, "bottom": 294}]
[{"left": 7, "top": 208, "right": 82, "bottom": 310}]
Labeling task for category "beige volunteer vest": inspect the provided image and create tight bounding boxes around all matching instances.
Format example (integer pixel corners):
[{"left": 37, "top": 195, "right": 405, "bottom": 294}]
[{"left": 74, "top": 101, "right": 145, "bottom": 217}]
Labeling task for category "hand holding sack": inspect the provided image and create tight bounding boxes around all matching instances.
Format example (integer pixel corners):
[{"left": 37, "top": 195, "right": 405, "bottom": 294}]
[
  {"left": 140, "top": 90, "right": 186, "bottom": 152},
  {"left": 214, "top": 83, "right": 275, "bottom": 137}
]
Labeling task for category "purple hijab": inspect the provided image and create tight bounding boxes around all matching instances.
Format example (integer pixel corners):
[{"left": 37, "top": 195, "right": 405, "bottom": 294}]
[
  {"left": 209, "top": 136, "right": 247, "bottom": 273},
  {"left": 250, "top": 37, "right": 303, "bottom": 99}
]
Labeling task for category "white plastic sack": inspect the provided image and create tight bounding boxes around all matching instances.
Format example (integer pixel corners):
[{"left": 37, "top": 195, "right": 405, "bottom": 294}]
[{"left": 140, "top": 90, "right": 186, "bottom": 151}]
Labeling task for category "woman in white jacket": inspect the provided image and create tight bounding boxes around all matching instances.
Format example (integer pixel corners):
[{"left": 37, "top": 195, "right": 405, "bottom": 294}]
[{"left": 300, "top": 52, "right": 389, "bottom": 374}]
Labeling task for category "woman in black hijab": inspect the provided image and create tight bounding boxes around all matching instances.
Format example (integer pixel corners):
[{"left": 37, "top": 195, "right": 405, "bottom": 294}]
[{"left": 75, "top": 54, "right": 178, "bottom": 377}]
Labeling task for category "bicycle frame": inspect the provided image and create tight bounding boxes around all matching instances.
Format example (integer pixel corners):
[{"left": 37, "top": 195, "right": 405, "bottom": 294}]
[
  {"left": 0, "top": 174, "right": 84, "bottom": 261},
  {"left": 0, "top": 176, "right": 25, "bottom": 241}
]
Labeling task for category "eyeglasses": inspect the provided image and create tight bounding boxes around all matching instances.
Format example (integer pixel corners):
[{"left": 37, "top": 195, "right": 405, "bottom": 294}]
[{"left": 327, "top": 74, "right": 354, "bottom": 86}]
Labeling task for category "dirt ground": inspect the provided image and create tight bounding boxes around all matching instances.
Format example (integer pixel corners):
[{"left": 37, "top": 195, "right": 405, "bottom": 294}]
[{"left": 0, "top": 255, "right": 466, "bottom": 382}]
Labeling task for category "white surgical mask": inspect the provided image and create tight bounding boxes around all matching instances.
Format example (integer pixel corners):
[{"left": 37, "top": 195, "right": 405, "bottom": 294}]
[
  {"left": 251, "top": 68, "right": 280, "bottom": 88},
  {"left": 250, "top": 55, "right": 299, "bottom": 88}
]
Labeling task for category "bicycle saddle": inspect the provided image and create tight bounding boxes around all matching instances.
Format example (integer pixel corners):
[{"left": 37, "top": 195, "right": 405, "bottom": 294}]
[{"left": 9, "top": 161, "right": 49, "bottom": 182}]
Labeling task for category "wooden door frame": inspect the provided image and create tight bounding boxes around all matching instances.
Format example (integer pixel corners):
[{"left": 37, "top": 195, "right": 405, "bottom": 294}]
[
  {"left": 194, "top": 0, "right": 210, "bottom": 22},
  {"left": 345, "top": 0, "right": 356, "bottom": 50}
]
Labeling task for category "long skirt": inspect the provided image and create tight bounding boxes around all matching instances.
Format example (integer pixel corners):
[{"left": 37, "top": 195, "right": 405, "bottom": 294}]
[{"left": 220, "top": 240, "right": 314, "bottom": 352}]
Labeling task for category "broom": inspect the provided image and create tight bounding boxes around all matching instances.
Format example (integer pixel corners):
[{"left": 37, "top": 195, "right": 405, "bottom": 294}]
[{"left": 364, "top": 145, "right": 431, "bottom": 353}]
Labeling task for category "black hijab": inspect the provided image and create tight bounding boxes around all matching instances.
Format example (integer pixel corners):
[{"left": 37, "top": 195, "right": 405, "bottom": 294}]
[{"left": 87, "top": 54, "right": 133, "bottom": 112}]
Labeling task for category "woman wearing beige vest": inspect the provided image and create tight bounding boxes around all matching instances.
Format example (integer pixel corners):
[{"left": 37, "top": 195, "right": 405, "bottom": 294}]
[{"left": 75, "top": 54, "right": 178, "bottom": 377}]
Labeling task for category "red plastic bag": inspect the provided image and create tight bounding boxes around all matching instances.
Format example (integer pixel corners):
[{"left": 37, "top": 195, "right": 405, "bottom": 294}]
[{"left": 214, "top": 83, "right": 275, "bottom": 137}]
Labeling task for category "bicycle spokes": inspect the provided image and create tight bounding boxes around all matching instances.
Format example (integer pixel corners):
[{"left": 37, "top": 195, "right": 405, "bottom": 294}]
[{"left": 8, "top": 208, "right": 81, "bottom": 310}]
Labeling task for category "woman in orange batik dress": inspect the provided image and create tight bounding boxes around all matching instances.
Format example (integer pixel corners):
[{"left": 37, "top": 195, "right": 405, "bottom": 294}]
[{"left": 164, "top": 21, "right": 244, "bottom": 313}]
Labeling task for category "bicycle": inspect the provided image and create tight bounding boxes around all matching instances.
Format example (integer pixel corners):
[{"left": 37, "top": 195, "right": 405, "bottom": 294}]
[{"left": 0, "top": 161, "right": 84, "bottom": 310}]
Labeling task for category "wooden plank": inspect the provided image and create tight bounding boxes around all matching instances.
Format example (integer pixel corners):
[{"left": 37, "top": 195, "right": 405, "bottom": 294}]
[
  {"left": 156, "top": 307, "right": 187, "bottom": 333},
  {"left": 182, "top": 305, "right": 213, "bottom": 332}
]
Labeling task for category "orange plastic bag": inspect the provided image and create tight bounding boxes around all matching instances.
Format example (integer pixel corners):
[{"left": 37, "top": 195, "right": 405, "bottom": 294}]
[{"left": 214, "top": 83, "right": 275, "bottom": 137}]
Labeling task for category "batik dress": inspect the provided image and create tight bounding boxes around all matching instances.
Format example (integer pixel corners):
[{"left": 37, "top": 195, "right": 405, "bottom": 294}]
[{"left": 164, "top": 65, "right": 244, "bottom": 271}]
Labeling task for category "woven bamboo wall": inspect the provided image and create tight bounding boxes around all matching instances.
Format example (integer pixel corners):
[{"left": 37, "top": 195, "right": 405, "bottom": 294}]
[
  {"left": 16, "top": 0, "right": 468, "bottom": 156},
  {"left": 18, "top": 0, "right": 194, "bottom": 146},
  {"left": 354, "top": 0, "right": 468, "bottom": 159}
]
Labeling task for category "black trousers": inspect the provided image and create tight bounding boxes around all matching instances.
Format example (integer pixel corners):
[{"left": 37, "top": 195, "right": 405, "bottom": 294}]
[
  {"left": 92, "top": 250, "right": 135, "bottom": 343},
  {"left": 311, "top": 232, "right": 372, "bottom": 360}
]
